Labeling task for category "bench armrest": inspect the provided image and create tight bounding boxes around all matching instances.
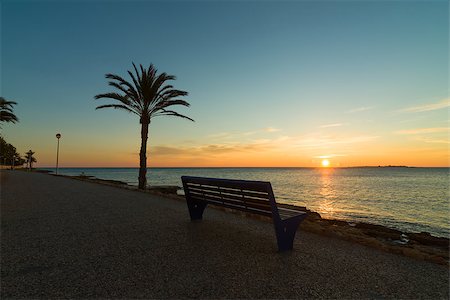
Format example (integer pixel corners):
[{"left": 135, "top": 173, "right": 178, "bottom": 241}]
[{"left": 278, "top": 207, "right": 307, "bottom": 221}]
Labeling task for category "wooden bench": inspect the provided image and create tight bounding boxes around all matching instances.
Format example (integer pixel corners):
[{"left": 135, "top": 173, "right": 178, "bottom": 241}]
[{"left": 181, "top": 176, "right": 307, "bottom": 251}]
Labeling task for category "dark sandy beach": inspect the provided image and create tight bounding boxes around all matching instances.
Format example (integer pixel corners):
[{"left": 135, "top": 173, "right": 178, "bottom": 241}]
[{"left": 1, "top": 170, "right": 448, "bottom": 299}]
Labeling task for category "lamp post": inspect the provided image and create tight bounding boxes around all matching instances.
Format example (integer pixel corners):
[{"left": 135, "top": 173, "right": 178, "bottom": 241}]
[{"left": 56, "top": 133, "right": 61, "bottom": 175}]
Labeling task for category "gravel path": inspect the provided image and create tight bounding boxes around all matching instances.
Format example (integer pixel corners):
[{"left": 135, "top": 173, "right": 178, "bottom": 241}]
[{"left": 1, "top": 170, "right": 449, "bottom": 299}]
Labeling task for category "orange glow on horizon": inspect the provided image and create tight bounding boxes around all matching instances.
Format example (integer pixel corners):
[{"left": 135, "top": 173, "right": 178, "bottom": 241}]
[{"left": 31, "top": 140, "right": 450, "bottom": 168}]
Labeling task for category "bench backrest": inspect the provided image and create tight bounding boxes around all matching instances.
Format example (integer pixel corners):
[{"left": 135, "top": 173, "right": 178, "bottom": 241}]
[{"left": 181, "top": 176, "right": 280, "bottom": 218}]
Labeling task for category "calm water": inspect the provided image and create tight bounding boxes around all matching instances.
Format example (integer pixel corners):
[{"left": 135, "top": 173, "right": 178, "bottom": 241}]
[{"left": 42, "top": 167, "right": 450, "bottom": 237}]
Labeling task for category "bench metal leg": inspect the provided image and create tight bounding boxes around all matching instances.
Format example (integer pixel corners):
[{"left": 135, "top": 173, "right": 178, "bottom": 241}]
[
  {"left": 187, "top": 200, "right": 207, "bottom": 220},
  {"left": 274, "top": 214, "right": 307, "bottom": 251}
]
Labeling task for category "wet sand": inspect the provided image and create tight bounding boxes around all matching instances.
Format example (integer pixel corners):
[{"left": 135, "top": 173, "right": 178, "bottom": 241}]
[{"left": 1, "top": 170, "right": 449, "bottom": 298}]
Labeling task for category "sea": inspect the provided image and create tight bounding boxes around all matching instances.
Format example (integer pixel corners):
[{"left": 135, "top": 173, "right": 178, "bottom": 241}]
[{"left": 40, "top": 167, "right": 450, "bottom": 238}]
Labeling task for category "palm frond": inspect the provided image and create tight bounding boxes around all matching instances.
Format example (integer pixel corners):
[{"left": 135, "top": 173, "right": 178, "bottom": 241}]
[
  {"left": 0, "top": 97, "right": 18, "bottom": 122},
  {"left": 105, "top": 74, "right": 140, "bottom": 99},
  {"left": 128, "top": 66, "right": 144, "bottom": 100},
  {"left": 95, "top": 104, "right": 135, "bottom": 114},
  {"left": 159, "top": 89, "right": 188, "bottom": 101},
  {"left": 0, "top": 111, "right": 19, "bottom": 123},
  {"left": 94, "top": 92, "right": 130, "bottom": 104},
  {"left": 154, "top": 84, "right": 174, "bottom": 100},
  {"left": 132, "top": 63, "right": 143, "bottom": 85},
  {"left": 153, "top": 73, "right": 175, "bottom": 95},
  {"left": 152, "top": 100, "right": 191, "bottom": 113},
  {"left": 0, "top": 106, "right": 13, "bottom": 113},
  {"left": 0, "top": 97, "right": 18, "bottom": 107},
  {"left": 94, "top": 93, "right": 141, "bottom": 115},
  {"left": 107, "top": 82, "right": 142, "bottom": 112},
  {"left": 147, "top": 74, "right": 176, "bottom": 111},
  {"left": 108, "top": 81, "right": 132, "bottom": 97},
  {"left": 146, "top": 64, "right": 157, "bottom": 83},
  {"left": 152, "top": 109, "right": 194, "bottom": 122}
]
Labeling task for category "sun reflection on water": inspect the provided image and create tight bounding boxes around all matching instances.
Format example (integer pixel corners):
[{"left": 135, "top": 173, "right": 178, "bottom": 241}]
[{"left": 317, "top": 168, "right": 338, "bottom": 218}]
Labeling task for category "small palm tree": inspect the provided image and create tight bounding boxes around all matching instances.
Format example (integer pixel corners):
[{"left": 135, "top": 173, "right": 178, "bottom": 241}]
[
  {"left": 0, "top": 97, "right": 19, "bottom": 125},
  {"left": 25, "top": 150, "right": 36, "bottom": 171},
  {"left": 95, "top": 63, "right": 193, "bottom": 189}
]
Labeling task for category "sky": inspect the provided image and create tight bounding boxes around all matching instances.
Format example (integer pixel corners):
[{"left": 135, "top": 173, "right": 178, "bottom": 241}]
[{"left": 1, "top": 0, "right": 449, "bottom": 167}]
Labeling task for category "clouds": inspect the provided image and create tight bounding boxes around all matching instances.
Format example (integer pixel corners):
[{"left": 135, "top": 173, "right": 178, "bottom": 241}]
[
  {"left": 401, "top": 98, "right": 450, "bottom": 113},
  {"left": 412, "top": 137, "right": 450, "bottom": 144},
  {"left": 151, "top": 140, "right": 274, "bottom": 157},
  {"left": 391, "top": 99, "right": 449, "bottom": 154},
  {"left": 295, "top": 134, "right": 379, "bottom": 149},
  {"left": 264, "top": 127, "right": 281, "bottom": 133},
  {"left": 346, "top": 98, "right": 448, "bottom": 116},
  {"left": 394, "top": 127, "right": 449, "bottom": 135},
  {"left": 319, "top": 123, "right": 343, "bottom": 128},
  {"left": 207, "top": 127, "right": 281, "bottom": 140},
  {"left": 346, "top": 106, "right": 374, "bottom": 114},
  {"left": 313, "top": 154, "right": 347, "bottom": 159},
  {"left": 160, "top": 128, "right": 289, "bottom": 161},
  {"left": 146, "top": 97, "right": 448, "bottom": 166},
  {"left": 393, "top": 126, "right": 448, "bottom": 149},
  {"left": 149, "top": 130, "right": 380, "bottom": 165},
  {"left": 393, "top": 125, "right": 449, "bottom": 154}
]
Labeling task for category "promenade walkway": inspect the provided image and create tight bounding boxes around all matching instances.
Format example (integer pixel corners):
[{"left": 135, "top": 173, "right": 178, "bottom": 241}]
[{"left": 1, "top": 170, "right": 448, "bottom": 298}]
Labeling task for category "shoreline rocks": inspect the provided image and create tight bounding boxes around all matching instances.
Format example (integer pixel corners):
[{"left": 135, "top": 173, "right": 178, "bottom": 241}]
[{"left": 274, "top": 203, "right": 449, "bottom": 266}]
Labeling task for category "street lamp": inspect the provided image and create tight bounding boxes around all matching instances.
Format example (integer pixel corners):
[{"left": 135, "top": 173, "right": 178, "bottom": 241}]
[{"left": 56, "top": 133, "right": 61, "bottom": 175}]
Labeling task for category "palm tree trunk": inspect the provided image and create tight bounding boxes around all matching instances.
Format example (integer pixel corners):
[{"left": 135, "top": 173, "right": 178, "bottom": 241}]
[{"left": 138, "top": 122, "right": 149, "bottom": 189}]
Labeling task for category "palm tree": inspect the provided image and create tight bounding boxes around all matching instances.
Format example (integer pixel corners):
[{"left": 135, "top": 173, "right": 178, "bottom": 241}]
[
  {"left": 95, "top": 63, "right": 193, "bottom": 189},
  {"left": 0, "top": 97, "right": 19, "bottom": 124},
  {"left": 25, "top": 150, "right": 36, "bottom": 171}
]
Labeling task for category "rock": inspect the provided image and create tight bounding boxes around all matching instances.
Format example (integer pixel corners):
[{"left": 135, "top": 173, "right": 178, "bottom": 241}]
[
  {"left": 408, "top": 232, "right": 449, "bottom": 248},
  {"left": 306, "top": 211, "right": 322, "bottom": 220},
  {"left": 321, "top": 219, "right": 349, "bottom": 227},
  {"left": 402, "top": 247, "right": 426, "bottom": 260},
  {"left": 94, "top": 178, "right": 127, "bottom": 185},
  {"left": 147, "top": 186, "right": 180, "bottom": 195},
  {"left": 428, "top": 255, "right": 448, "bottom": 265},
  {"left": 355, "top": 222, "right": 402, "bottom": 240}
]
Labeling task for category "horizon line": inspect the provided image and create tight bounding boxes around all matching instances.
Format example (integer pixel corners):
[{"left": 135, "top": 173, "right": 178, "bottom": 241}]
[{"left": 36, "top": 165, "right": 450, "bottom": 169}]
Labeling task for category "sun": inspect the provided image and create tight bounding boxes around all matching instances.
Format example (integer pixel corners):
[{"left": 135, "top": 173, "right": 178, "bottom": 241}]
[{"left": 321, "top": 159, "right": 330, "bottom": 167}]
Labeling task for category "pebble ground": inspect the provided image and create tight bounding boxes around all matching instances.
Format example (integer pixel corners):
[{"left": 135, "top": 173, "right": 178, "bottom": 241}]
[{"left": 1, "top": 170, "right": 449, "bottom": 299}]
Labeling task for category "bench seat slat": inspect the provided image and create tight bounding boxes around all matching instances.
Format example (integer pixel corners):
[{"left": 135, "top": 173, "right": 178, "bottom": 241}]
[
  {"left": 189, "top": 191, "right": 272, "bottom": 212},
  {"left": 190, "top": 195, "right": 246, "bottom": 209},
  {"left": 189, "top": 195, "right": 272, "bottom": 217},
  {"left": 219, "top": 190, "right": 269, "bottom": 201},
  {"left": 186, "top": 183, "right": 270, "bottom": 200},
  {"left": 188, "top": 187, "right": 270, "bottom": 206},
  {"left": 184, "top": 177, "right": 270, "bottom": 193}
]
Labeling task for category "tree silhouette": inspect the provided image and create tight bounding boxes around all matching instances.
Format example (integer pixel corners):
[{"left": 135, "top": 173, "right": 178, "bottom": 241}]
[
  {"left": 95, "top": 63, "right": 193, "bottom": 189},
  {"left": 0, "top": 136, "right": 25, "bottom": 168},
  {"left": 25, "top": 150, "right": 36, "bottom": 171},
  {"left": 0, "top": 97, "right": 19, "bottom": 125}
]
